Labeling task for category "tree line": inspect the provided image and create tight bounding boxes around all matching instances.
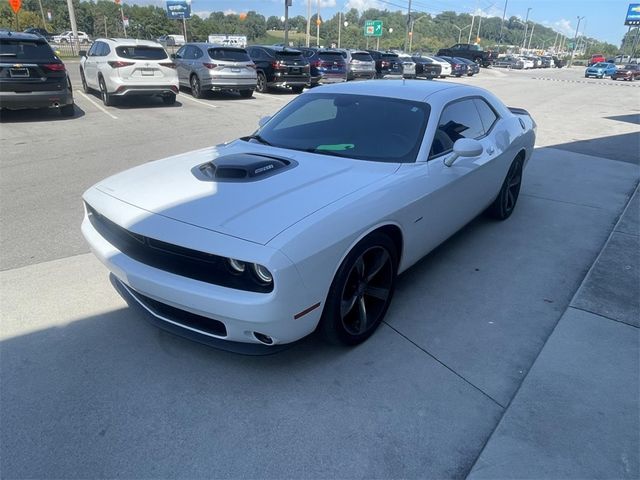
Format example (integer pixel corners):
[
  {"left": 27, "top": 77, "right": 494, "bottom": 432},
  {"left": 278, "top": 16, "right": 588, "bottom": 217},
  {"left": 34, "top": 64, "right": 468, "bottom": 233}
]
[{"left": 0, "top": 0, "right": 622, "bottom": 57}]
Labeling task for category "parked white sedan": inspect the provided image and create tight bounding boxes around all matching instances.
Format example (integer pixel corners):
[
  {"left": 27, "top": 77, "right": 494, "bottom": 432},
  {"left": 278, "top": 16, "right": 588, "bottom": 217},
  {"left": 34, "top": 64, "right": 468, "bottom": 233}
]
[{"left": 82, "top": 81, "right": 536, "bottom": 349}]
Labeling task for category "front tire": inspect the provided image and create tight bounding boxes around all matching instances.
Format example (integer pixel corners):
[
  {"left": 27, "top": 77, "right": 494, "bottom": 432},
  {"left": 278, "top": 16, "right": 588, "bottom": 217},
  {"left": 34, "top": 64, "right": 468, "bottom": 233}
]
[
  {"left": 255, "top": 72, "right": 268, "bottom": 93},
  {"left": 486, "top": 155, "right": 524, "bottom": 220},
  {"left": 80, "top": 68, "right": 90, "bottom": 93},
  {"left": 320, "top": 232, "right": 398, "bottom": 346}
]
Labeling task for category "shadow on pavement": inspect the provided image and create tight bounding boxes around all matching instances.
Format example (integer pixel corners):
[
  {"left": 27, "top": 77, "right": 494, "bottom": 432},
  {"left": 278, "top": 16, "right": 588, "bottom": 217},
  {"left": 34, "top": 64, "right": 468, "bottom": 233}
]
[
  {"left": 0, "top": 103, "right": 86, "bottom": 123},
  {"left": 548, "top": 130, "right": 640, "bottom": 164}
]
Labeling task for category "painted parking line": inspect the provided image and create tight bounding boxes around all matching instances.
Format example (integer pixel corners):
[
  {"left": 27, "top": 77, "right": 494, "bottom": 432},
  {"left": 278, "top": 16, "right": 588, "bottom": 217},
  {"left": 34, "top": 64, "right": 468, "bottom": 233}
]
[
  {"left": 77, "top": 92, "right": 118, "bottom": 119},
  {"left": 179, "top": 95, "right": 219, "bottom": 108},
  {"left": 533, "top": 77, "right": 640, "bottom": 87}
]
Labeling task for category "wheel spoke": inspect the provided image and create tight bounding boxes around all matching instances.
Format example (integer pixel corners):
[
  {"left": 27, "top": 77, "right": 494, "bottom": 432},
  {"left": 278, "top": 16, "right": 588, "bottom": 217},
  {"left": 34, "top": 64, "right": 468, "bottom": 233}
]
[
  {"left": 354, "top": 256, "right": 365, "bottom": 280},
  {"left": 364, "top": 285, "right": 390, "bottom": 301},
  {"left": 507, "top": 189, "right": 515, "bottom": 209},
  {"left": 357, "top": 296, "right": 368, "bottom": 333},
  {"left": 365, "top": 249, "right": 390, "bottom": 282},
  {"left": 341, "top": 294, "right": 358, "bottom": 318}
]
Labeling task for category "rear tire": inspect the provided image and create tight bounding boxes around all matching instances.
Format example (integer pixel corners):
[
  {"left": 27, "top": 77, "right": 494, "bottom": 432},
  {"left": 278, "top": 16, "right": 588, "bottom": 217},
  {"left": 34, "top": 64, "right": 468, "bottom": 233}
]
[
  {"left": 485, "top": 155, "right": 524, "bottom": 220},
  {"left": 60, "top": 104, "right": 74, "bottom": 117},
  {"left": 240, "top": 89, "right": 254, "bottom": 98},
  {"left": 190, "top": 74, "right": 203, "bottom": 99},
  {"left": 320, "top": 232, "right": 398, "bottom": 346},
  {"left": 256, "top": 72, "right": 268, "bottom": 93},
  {"left": 291, "top": 86, "right": 304, "bottom": 94},
  {"left": 162, "top": 93, "right": 176, "bottom": 105},
  {"left": 99, "top": 77, "right": 113, "bottom": 106},
  {"left": 80, "top": 68, "right": 90, "bottom": 93}
]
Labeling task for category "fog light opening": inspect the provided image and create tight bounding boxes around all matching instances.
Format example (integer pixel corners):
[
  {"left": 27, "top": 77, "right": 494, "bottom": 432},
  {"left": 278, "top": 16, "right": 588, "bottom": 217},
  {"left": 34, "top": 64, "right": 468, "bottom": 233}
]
[{"left": 253, "top": 332, "right": 274, "bottom": 345}]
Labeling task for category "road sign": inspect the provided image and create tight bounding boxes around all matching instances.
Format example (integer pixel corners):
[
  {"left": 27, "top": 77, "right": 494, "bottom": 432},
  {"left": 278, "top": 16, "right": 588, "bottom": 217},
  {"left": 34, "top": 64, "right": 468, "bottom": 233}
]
[
  {"left": 8, "top": 0, "right": 21, "bottom": 14},
  {"left": 166, "top": 0, "right": 191, "bottom": 19},
  {"left": 625, "top": 3, "right": 640, "bottom": 25},
  {"left": 364, "top": 20, "right": 383, "bottom": 37}
]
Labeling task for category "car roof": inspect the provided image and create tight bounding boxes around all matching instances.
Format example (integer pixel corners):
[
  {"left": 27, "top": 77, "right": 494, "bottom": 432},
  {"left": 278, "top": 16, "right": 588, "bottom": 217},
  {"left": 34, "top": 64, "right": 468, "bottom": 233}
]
[
  {"left": 99, "top": 38, "right": 161, "bottom": 47},
  {"left": 305, "top": 79, "right": 467, "bottom": 102},
  {"left": 0, "top": 30, "right": 44, "bottom": 41},
  {"left": 252, "top": 45, "right": 302, "bottom": 53},
  {"left": 189, "top": 43, "right": 246, "bottom": 48}
]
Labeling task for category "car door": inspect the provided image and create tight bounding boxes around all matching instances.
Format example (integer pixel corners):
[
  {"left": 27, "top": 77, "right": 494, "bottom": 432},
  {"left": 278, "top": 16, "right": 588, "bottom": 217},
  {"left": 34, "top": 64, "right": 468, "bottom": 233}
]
[
  {"left": 83, "top": 41, "right": 101, "bottom": 88},
  {"left": 411, "top": 97, "right": 506, "bottom": 254},
  {"left": 174, "top": 45, "right": 188, "bottom": 84}
]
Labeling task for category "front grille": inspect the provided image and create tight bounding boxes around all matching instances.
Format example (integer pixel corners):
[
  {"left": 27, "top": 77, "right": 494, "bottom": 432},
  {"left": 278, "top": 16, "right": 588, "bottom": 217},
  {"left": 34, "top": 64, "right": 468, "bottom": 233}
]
[
  {"left": 127, "top": 285, "right": 227, "bottom": 337},
  {"left": 86, "top": 203, "right": 273, "bottom": 293}
]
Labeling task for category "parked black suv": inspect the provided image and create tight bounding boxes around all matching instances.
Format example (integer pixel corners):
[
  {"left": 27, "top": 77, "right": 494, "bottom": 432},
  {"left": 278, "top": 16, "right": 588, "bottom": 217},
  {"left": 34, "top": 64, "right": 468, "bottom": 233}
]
[
  {"left": 0, "top": 31, "right": 74, "bottom": 116},
  {"left": 298, "top": 47, "right": 347, "bottom": 86},
  {"left": 245, "top": 46, "right": 310, "bottom": 93},
  {"left": 23, "top": 27, "right": 53, "bottom": 41},
  {"left": 365, "top": 50, "right": 403, "bottom": 79}
]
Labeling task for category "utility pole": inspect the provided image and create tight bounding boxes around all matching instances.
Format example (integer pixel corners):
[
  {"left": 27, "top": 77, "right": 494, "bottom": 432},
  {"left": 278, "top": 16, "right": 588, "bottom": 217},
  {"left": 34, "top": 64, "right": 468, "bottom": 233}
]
[
  {"left": 404, "top": 0, "right": 412, "bottom": 52},
  {"left": 552, "top": 31, "right": 559, "bottom": 52},
  {"left": 569, "top": 16, "right": 584, "bottom": 67},
  {"left": 66, "top": 0, "right": 79, "bottom": 55},
  {"left": 468, "top": 15, "right": 475, "bottom": 43},
  {"left": 284, "top": 0, "right": 291, "bottom": 47},
  {"left": 37, "top": 0, "right": 47, "bottom": 29},
  {"left": 316, "top": 0, "right": 320, "bottom": 47},
  {"left": 527, "top": 22, "right": 535, "bottom": 50},
  {"left": 306, "top": 0, "right": 311, "bottom": 47},
  {"left": 498, "top": 0, "right": 508, "bottom": 47},
  {"left": 521, "top": 7, "right": 531, "bottom": 50}
]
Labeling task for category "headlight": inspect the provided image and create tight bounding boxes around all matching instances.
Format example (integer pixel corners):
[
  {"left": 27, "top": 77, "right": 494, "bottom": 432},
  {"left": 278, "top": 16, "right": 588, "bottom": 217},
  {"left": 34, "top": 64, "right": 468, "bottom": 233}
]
[
  {"left": 227, "top": 258, "right": 246, "bottom": 273},
  {"left": 252, "top": 263, "right": 273, "bottom": 284}
]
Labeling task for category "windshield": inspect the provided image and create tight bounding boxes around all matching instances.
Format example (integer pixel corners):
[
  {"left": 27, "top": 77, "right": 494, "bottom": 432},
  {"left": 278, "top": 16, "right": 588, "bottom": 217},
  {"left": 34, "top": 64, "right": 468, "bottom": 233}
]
[
  {"left": 116, "top": 46, "right": 168, "bottom": 60},
  {"left": 352, "top": 52, "right": 372, "bottom": 61},
  {"left": 208, "top": 48, "right": 251, "bottom": 61},
  {"left": 594, "top": 63, "right": 610, "bottom": 68},
  {"left": 252, "top": 93, "right": 430, "bottom": 163},
  {"left": 0, "top": 39, "right": 56, "bottom": 60}
]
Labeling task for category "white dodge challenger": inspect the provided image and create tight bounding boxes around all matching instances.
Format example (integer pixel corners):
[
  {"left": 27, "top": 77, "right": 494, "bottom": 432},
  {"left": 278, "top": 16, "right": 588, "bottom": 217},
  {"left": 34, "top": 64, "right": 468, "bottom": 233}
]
[{"left": 82, "top": 80, "right": 536, "bottom": 349}]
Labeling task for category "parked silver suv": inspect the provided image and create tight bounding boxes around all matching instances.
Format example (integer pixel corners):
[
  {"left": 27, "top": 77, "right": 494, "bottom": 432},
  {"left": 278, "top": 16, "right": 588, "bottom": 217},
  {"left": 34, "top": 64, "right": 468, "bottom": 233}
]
[
  {"left": 338, "top": 49, "right": 376, "bottom": 80},
  {"left": 173, "top": 43, "right": 257, "bottom": 98},
  {"left": 79, "top": 38, "right": 178, "bottom": 106}
]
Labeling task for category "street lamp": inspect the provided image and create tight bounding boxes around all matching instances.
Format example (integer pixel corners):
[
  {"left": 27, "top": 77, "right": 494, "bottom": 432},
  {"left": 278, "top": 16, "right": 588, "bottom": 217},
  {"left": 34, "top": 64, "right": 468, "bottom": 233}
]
[
  {"left": 521, "top": 7, "right": 532, "bottom": 50},
  {"left": 338, "top": 17, "right": 348, "bottom": 48},
  {"left": 409, "top": 14, "right": 429, "bottom": 52},
  {"left": 569, "top": 15, "right": 585, "bottom": 66},
  {"left": 453, "top": 24, "right": 472, "bottom": 44}
]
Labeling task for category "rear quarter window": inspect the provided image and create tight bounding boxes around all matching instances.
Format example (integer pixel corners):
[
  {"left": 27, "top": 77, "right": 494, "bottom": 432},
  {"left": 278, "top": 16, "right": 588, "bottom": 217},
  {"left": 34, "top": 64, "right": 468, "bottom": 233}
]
[
  {"left": 115, "top": 46, "right": 167, "bottom": 60},
  {"left": 351, "top": 53, "right": 373, "bottom": 61},
  {"left": 0, "top": 40, "right": 55, "bottom": 60},
  {"left": 276, "top": 51, "right": 304, "bottom": 60},
  {"left": 208, "top": 48, "right": 251, "bottom": 61},
  {"left": 319, "top": 53, "right": 344, "bottom": 62}
]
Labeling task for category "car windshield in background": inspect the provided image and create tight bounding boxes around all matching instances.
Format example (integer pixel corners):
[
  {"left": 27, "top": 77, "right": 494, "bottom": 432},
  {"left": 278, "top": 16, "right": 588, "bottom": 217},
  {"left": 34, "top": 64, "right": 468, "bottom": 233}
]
[
  {"left": 381, "top": 54, "right": 398, "bottom": 59},
  {"left": 115, "top": 46, "right": 167, "bottom": 60},
  {"left": 208, "top": 48, "right": 251, "bottom": 61},
  {"left": 352, "top": 52, "right": 373, "bottom": 61},
  {"left": 623, "top": 64, "right": 638, "bottom": 70},
  {"left": 276, "top": 51, "right": 303, "bottom": 59},
  {"left": 0, "top": 40, "right": 55, "bottom": 60},
  {"left": 319, "top": 52, "right": 344, "bottom": 61},
  {"left": 593, "top": 63, "right": 610, "bottom": 68},
  {"left": 254, "top": 93, "right": 430, "bottom": 163}
]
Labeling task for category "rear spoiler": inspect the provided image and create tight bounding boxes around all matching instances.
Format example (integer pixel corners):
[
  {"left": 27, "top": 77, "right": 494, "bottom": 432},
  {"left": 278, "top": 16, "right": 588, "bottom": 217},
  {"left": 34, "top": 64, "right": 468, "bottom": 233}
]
[{"left": 508, "top": 107, "right": 537, "bottom": 130}]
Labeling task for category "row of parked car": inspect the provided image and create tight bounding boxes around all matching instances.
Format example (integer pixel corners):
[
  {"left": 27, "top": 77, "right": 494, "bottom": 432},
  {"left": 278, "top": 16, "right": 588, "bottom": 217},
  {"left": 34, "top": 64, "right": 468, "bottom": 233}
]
[{"left": 0, "top": 30, "right": 485, "bottom": 116}]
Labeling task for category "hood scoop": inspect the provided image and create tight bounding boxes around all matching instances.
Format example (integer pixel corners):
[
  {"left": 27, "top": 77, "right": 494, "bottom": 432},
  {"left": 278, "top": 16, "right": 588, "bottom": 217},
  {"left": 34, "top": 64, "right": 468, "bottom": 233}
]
[{"left": 193, "top": 153, "right": 297, "bottom": 183}]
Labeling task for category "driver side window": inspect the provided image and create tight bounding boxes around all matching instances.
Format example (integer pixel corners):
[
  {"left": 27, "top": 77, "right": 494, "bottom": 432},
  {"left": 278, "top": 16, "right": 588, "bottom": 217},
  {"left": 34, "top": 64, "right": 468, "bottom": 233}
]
[
  {"left": 429, "top": 99, "right": 485, "bottom": 159},
  {"left": 175, "top": 46, "right": 185, "bottom": 59}
]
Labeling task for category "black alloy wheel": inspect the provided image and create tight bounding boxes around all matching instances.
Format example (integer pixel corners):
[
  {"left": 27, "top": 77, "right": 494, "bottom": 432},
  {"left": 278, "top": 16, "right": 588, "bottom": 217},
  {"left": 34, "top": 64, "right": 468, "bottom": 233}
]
[
  {"left": 320, "top": 233, "right": 398, "bottom": 345},
  {"left": 256, "top": 72, "right": 267, "bottom": 93},
  {"left": 190, "top": 74, "right": 203, "bottom": 98},
  {"left": 486, "top": 156, "right": 524, "bottom": 220}
]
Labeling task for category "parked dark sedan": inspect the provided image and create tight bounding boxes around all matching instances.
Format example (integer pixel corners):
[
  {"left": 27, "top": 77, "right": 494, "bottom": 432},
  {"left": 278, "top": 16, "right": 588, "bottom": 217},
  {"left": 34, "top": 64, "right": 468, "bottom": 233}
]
[
  {"left": 455, "top": 57, "right": 480, "bottom": 76},
  {"left": 612, "top": 64, "right": 640, "bottom": 81},
  {"left": 299, "top": 48, "right": 347, "bottom": 86},
  {"left": 245, "top": 46, "right": 310, "bottom": 93},
  {"left": 411, "top": 55, "right": 442, "bottom": 79},
  {"left": 365, "top": 50, "right": 403, "bottom": 78},
  {"left": 438, "top": 55, "right": 469, "bottom": 77}
]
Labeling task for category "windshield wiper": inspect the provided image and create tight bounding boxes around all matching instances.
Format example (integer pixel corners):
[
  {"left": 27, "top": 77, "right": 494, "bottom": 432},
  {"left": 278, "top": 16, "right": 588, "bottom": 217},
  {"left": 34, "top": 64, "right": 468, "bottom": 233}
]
[
  {"left": 303, "top": 147, "right": 351, "bottom": 158},
  {"left": 241, "top": 134, "right": 273, "bottom": 146}
]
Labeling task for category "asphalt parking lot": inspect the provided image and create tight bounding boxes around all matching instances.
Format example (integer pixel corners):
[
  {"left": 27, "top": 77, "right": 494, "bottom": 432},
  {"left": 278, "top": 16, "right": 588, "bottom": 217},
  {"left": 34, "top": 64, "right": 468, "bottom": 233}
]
[{"left": 1, "top": 65, "right": 639, "bottom": 478}]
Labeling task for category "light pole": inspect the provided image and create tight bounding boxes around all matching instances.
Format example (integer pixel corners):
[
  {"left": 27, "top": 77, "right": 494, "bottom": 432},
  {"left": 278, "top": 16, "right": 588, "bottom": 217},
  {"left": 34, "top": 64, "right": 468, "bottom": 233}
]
[
  {"left": 453, "top": 24, "right": 471, "bottom": 44},
  {"left": 65, "top": 0, "right": 79, "bottom": 55},
  {"left": 521, "top": 7, "right": 531, "bottom": 50},
  {"left": 404, "top": 0, "right": 412, "bottom": 52},
  {"left": 527, "top": 22, "right": 535, "bottom": 50},
  {"left": 283, "top": 0, "right": 291, "bottom": 47},
  {"left": 468, "top": 15, "right": 475, "bottom": 44},
  {"left": 316, "top": 0, "right": 320, "bottom": 47},
  {"left": 306, "top": 0, "right": 311, "bottom": 47},
  {"left": 498, "top": 0, "right": 508, "bottom": 47},
  {"left": 338, "top": 17, "right": 348, "bottom": 48},
  {"left": 569, "top": 16, "right": 584, "bottom": 67},
  {"left": 409, "top": 15, "right": 429, "bottom": 52}
]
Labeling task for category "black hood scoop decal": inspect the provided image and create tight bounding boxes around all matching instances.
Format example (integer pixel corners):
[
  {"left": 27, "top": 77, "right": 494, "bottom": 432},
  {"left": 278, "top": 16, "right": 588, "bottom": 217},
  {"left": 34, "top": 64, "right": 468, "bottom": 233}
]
[{"left": 193, "top": 153, "right": 298, "bottom": 183}]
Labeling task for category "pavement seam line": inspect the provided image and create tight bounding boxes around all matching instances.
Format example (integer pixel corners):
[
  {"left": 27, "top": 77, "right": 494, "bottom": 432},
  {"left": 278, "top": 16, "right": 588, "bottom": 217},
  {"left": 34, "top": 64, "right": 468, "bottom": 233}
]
[
  {"left": 520, "top": 192, "right": 604, "bottom": 210},
  {"left": 568, "top": 306, "right": 639, "bottom": 329},
  {"left": 382, "top": 321, "right": 506, "bottom": 409},
  {"left": 464, "top": 180, "right": 640, "bottom": 480},
  {"left": 77, "top": 92, "right": 118, "bottom": 120}
]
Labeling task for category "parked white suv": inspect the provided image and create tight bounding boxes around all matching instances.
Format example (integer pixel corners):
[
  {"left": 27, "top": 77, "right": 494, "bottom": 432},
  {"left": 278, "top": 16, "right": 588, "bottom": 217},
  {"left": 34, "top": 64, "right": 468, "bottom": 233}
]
[
  {"left": 79, "top": 38, "right": 179, "bottom": 106},
  {"left": 53, "top": 31, "right": 90, "bottom": 44}
]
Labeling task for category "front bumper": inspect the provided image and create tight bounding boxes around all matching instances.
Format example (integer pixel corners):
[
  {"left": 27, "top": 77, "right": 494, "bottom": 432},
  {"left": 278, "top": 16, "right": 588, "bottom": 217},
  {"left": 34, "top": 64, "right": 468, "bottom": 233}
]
[
  {"left": 81, "top": 198, "right": 322, "bottom": 346},
  {"left": 0, "top": 89, "right": 73, "bottom": 109}
]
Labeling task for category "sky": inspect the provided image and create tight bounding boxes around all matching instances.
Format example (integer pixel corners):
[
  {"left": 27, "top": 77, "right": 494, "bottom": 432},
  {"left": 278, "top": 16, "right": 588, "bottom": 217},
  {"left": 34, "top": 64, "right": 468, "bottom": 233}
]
[{"left": 130, "top": 0, "right": 634, "bottom": 46}]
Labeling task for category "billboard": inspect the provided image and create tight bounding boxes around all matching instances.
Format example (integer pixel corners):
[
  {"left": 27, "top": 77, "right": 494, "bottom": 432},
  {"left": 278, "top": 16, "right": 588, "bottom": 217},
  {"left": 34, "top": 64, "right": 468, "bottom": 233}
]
[
  {"left": 166, "top": 0, "right": 191, "bottom": 19},
  {"left": 625, "top": 3, "right": 640, "bottom": 25}
]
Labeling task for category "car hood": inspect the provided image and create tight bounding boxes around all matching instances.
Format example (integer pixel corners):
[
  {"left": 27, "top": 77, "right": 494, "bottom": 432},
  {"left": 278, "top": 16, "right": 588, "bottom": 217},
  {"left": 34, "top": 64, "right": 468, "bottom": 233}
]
[{"left": 92, "top": 141, "right": 399, "bottom": 245}]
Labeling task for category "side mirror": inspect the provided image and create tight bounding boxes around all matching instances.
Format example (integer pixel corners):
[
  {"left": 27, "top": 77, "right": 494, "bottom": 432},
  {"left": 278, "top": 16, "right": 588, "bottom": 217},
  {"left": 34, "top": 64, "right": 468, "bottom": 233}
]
[
  {"left": 444, "top": 138, "right": 483, "bottom": 167},
  {"left": 258, "top": 115, "right": 271, "bottom": 128},
  {"left": 79, "top": 50, "right": 87, "bottom": 57}
]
